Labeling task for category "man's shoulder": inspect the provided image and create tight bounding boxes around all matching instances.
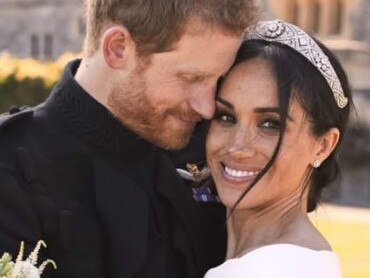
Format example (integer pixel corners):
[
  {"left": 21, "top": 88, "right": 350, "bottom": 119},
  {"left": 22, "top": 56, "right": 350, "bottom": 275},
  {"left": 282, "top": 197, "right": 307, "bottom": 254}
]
[
  {"left": 0, "top": 106, "right": 40, "bottom": 166},
  {"left": 0, "top": 106, "right": 34, "bottom": 133},
  {"left": 0, "top": 104, "right": 60, "bottom": 157},
  {"left": 0, "top": 103, "right": 62, "bottom": 140}
]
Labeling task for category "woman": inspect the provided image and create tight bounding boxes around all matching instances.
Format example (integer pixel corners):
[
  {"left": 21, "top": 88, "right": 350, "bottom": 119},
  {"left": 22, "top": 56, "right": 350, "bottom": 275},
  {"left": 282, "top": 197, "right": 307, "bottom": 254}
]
[{"left": 204, "top": 20, "right": 352, "bottom": 277}]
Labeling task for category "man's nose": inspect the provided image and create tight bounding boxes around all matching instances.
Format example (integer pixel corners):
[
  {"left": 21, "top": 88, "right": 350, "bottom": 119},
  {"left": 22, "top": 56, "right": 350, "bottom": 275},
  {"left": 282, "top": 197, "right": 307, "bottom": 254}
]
[{"left": 188, "top": 83, "right": 216, "bottom": 120}]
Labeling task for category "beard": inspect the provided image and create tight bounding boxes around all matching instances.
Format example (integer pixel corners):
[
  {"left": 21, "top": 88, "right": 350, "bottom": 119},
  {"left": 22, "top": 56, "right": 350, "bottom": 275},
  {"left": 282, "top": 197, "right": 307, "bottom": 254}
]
[{"left": 107, "top": 63, "right": 199, "bottom": 150}]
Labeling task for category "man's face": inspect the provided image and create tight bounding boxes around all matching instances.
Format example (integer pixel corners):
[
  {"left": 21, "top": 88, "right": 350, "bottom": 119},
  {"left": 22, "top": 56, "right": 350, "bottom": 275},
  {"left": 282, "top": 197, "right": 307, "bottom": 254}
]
[{"left": 108, "top": 24, "right": 241, "bottom": 150}]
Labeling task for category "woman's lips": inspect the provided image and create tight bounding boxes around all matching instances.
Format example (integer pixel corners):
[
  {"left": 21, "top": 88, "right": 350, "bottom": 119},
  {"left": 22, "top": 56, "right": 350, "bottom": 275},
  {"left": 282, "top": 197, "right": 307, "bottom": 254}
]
[{"left": 220, "top": 162, "right": 261, "bottom": 184}]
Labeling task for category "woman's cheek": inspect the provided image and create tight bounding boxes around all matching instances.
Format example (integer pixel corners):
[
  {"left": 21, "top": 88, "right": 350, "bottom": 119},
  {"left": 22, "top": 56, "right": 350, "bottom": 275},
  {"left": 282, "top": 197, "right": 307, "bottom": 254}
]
[{"left": 207, "top": 123, "right": 230, "bottom": 156}]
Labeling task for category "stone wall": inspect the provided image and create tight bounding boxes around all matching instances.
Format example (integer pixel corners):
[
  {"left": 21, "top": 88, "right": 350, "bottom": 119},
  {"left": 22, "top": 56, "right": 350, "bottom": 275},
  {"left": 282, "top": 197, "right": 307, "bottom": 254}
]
[
  {"left": 352, "top": 0, "right": 370, "bottom": 43},
  {"left": 0, "top": 0, "right": 85, "bottom": 60}
]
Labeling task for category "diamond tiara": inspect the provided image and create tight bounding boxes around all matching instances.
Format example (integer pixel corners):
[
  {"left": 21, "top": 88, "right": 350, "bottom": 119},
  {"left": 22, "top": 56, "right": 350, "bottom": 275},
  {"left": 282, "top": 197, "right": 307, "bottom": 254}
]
[{"left": 244, "top": 20, "right": 348, "bottom": 108}]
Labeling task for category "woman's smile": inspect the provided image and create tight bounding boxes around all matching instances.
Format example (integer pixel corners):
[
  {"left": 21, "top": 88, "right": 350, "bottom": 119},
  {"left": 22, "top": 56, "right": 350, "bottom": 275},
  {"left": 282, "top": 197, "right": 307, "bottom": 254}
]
[{"left": 220, "top": 162, "right": 261, "bottom": 184}]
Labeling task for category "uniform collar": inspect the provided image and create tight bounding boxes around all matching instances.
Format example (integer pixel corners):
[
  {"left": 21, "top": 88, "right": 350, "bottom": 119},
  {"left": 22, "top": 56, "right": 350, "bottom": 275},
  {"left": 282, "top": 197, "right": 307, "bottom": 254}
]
[{"left": 45, "top": 59, "right": 153, "bottom": 159}]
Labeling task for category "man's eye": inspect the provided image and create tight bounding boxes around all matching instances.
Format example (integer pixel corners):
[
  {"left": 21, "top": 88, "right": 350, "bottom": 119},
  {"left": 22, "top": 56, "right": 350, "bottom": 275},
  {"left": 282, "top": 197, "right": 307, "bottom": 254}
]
[
  {"left": 259, "top": 119, "right": 280, "bottom": 130},
  {"left": 213, "top": 111, "right": 236, "bottom": 125}
]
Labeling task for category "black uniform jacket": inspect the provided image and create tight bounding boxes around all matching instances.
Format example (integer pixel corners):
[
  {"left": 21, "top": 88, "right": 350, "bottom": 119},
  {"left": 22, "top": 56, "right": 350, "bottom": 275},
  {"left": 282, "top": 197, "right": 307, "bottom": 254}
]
[{"left": 0, "top": 60, "right": 226, "bottom": 278}]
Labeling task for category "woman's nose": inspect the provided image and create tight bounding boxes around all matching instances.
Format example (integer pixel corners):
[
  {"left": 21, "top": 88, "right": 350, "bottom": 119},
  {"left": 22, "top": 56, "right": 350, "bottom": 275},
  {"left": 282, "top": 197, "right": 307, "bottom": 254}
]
[{"left": 227, "top": 127, "right": 257, "bottom": 157}]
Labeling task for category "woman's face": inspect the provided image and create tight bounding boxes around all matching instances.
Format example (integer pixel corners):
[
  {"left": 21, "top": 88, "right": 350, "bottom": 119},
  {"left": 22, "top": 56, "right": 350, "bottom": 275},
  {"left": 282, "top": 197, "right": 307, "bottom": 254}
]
[{"left": 206, "top": 58, "right": 322, "bottom": 210}]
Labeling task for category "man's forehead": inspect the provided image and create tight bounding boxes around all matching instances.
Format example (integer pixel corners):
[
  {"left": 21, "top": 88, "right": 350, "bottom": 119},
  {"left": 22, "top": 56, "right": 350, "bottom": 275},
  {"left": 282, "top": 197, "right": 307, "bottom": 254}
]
[
  {"left": 170, "top": 34, "right": 240, "bottom": 66},
  {"left": 169, "top": 18, "right": 241, "bottom": 51},
  {"left": 146, "top": 21, "right": 241, "bottom": 77},
  {"left": 181, "top": 16, "right": 238, "bottom": 37}
]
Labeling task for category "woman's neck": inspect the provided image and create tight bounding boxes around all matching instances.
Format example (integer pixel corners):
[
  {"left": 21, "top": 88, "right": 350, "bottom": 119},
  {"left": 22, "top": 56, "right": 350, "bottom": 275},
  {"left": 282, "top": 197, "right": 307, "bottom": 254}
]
[{"left": 225, "top": 199, "right": 309, "bottom": 259}]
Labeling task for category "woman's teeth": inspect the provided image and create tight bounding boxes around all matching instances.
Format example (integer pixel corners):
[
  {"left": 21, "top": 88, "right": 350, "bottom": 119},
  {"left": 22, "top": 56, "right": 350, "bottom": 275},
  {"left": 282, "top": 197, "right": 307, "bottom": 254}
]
[{"left": 224, "top": 166, "right": 259, "bottom": 178}]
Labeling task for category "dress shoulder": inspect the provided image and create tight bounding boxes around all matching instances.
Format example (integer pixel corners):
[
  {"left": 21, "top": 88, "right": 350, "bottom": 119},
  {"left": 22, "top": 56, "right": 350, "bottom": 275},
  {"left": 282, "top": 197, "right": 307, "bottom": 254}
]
[{"left": 204, "top": 244, "right": 342, "bottom": 278}]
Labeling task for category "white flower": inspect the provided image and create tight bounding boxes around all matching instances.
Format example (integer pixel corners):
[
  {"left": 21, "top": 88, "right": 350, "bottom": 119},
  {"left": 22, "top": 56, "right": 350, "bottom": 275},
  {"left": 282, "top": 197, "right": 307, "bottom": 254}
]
[
  {"left": 0, "top": 241, "right": 56, "bottom": 278},
  {"left": 11, "top": 261, "right": 39, "bottom": 278}
]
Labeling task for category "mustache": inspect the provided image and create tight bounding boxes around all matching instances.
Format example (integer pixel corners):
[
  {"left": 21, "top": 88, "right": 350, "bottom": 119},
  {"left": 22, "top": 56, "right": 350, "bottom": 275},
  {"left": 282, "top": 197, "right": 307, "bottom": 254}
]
[{"left": 173, "top": 109, "right": 203, "bottom": 123}]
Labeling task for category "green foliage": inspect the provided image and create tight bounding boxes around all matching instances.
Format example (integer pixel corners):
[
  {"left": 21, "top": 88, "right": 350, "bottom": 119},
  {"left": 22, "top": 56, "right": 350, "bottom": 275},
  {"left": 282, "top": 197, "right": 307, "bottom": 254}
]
[
  {"left": 0, "top": 73, "right": 54, "bottom": 113},
  {"left": 0, "top": 53, "right": 77, "bottom": 114}
]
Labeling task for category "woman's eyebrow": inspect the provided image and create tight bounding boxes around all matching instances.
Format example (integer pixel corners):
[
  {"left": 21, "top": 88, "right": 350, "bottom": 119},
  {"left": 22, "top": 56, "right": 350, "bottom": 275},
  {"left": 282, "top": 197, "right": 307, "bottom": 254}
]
[
  {"left": 216, "top": 96, "right": 234, "bottom": 110},
  {"left": 254, "top": 107, "right": 280, "bottom": 114},
  {"left": 254, "top": 107, "right": 292, "bottom": 121}
]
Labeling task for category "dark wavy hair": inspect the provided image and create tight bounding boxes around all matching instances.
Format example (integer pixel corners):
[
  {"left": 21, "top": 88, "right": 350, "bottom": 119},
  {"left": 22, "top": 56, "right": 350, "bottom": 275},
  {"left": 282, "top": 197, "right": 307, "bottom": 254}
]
[{"left": 217, "top": 38, "right": 353, "bottom": 213}]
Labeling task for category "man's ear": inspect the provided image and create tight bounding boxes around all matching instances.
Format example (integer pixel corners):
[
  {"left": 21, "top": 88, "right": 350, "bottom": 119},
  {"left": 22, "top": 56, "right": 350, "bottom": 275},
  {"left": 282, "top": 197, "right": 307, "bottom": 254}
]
[
  {"left": 101, "top": 26, "right": 135, "bottom": 69},
  {"left": 311, "top": 128, "right": 340, "bottom": 167}
]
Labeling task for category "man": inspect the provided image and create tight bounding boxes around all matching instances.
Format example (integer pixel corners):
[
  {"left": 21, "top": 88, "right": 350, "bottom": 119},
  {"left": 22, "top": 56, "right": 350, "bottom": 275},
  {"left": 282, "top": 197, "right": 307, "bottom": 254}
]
[{"left": 0, "top": 0, "right": 257, "bottom": 277}]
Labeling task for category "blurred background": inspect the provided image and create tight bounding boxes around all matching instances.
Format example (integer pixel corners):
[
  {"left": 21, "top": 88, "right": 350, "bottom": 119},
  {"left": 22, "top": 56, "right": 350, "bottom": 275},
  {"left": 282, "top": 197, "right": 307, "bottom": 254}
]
[{"left": 0, "top": 0, "right": 369, "bottom": 277}]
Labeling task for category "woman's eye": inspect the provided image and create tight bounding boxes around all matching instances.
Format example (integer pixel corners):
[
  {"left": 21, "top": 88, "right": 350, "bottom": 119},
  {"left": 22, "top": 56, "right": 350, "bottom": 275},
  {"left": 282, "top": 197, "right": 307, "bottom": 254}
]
[
  {"left": 213, "top": 111, "right": 236, "bottom": 125},
  {"left": 260, "top": 119, "right": 280, "bottom": 130}
]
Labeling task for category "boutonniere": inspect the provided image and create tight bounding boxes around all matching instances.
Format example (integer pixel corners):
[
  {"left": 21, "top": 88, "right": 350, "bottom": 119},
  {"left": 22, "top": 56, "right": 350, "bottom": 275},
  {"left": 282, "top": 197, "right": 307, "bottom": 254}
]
[
  {"left": 176, "top": 163, "right": 211, "bottom": 182},
  {"left": 176, "top": 163, "right": 220, "bottom": 203},
  {"left": 0, "top": 240, "right": 56, "bottom": 278}
]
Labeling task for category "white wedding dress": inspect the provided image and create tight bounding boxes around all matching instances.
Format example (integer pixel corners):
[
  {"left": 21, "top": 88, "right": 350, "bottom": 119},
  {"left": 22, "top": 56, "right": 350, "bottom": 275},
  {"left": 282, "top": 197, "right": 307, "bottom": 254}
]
[{"left": 204, "top": 244, "right": 342, "bottom": 278}]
